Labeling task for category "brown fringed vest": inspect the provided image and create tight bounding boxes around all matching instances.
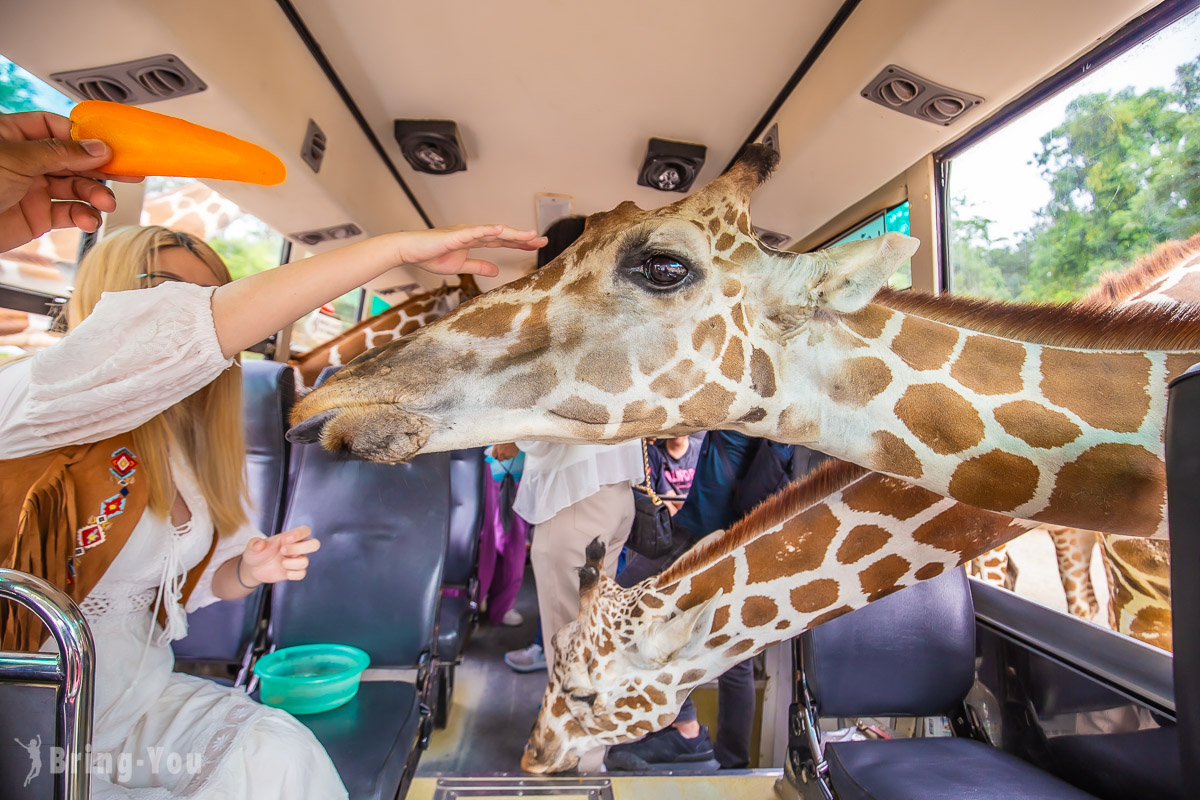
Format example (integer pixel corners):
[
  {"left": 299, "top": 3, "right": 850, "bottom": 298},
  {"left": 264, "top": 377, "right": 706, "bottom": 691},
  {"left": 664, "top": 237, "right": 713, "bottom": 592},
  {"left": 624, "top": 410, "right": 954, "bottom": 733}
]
[{"left": 0, "top": 432, "right": 217, "bottom": 651}]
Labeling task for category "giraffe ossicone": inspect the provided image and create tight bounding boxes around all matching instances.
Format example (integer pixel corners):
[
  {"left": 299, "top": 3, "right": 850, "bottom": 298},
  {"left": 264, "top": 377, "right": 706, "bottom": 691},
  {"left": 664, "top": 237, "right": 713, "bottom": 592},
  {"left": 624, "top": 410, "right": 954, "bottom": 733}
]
[{"left": 292, "top": 144, "right": 1200, "bottom": 538}]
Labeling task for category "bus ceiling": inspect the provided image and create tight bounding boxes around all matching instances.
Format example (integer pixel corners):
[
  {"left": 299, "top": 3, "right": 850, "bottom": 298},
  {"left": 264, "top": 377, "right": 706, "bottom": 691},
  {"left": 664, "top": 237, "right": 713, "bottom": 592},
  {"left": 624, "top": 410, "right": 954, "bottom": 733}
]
[{"left": 0, "top": 0, "right": 1165, "bottom": 287}]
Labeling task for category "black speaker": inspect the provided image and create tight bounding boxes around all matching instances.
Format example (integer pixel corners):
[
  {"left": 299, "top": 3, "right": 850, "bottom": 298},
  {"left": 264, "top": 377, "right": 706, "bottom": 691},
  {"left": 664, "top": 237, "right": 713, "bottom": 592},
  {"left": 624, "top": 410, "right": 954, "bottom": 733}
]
[
  {"left": 394, "top": 119, "right": 467, "bottom": 174},
  {"left": 637, "top": 138, "right": 706, "bottom": 192}
]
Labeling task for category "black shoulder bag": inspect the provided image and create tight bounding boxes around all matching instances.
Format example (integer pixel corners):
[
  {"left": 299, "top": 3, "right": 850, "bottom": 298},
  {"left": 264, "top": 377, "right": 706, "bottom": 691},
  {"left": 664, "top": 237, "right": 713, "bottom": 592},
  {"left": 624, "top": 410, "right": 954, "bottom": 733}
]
[{"left": 627, "top": 438, "right": 674, "bottom": 558}]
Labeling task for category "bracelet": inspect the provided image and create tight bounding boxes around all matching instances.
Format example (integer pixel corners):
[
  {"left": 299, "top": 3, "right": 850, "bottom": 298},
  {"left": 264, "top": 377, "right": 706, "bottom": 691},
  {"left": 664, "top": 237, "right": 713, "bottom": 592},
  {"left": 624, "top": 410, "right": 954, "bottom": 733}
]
[{"left": 235, "top": 555, "right": 259, "bottom": 590}]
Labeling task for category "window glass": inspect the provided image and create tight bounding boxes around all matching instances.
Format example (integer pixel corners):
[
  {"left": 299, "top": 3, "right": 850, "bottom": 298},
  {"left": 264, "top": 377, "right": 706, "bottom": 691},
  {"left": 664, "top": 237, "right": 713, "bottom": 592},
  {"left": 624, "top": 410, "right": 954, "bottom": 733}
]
[
  {"left": 0, "top": 55, "right": 78, "bottom": 357},
  {"left": 945, "top": 14, "right": 1196, "bottom": 652},
  {"left": 285, "top": 245, "right": 364, "bottom": 354},
  {"left": 829, "top": 200, "right": 913, "bottom": 290},
  {"left": 947, "top": 10, "right": 1200, "bottom": 302},
  {"left": 139, "top": 177, "right": 283, "bottom": 280}
]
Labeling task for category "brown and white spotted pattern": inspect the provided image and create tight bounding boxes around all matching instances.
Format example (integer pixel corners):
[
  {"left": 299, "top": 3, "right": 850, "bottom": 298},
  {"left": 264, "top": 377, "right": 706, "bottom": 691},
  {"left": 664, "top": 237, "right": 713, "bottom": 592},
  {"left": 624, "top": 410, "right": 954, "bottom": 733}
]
[
  {"left": 970, "top": 240, "right": 1199, "bottom": 628},
  {"left": 1101, "top": 535, "right": 1173, "bottom": 651},
  {"left": 294, "top": 146, "right": 1200, "bottom": 541},
  {"left": 969, "top": 543, "right": 1018, "bottom": 591},
  {"left": 289, "top": 276, "right": 480, "bottom": 393},
  {"left": 520, "top": 461, "right": 1036, "bottom": 773}
]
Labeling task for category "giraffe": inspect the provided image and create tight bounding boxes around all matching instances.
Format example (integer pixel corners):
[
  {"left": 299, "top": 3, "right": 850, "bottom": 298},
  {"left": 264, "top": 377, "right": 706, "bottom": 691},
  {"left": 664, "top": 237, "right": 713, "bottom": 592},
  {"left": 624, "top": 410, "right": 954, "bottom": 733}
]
[
  {"left": 291, "top": 144, "right": 1200, "bottom": 542},
  {"left": 139, "top": 180, "right": 240, "bottom": 239},
  {"left": 520, "top": 460, "right": 1039, "bottom": 773},
  {"left": 1100, "top": 535, "right": 1172, "bottom": 651},
  {"left": 288, "top": 275, "right": 481, "bottom": 393},
  {"left": 971, "top": 236, "right": 1199, "bottom": 638}
]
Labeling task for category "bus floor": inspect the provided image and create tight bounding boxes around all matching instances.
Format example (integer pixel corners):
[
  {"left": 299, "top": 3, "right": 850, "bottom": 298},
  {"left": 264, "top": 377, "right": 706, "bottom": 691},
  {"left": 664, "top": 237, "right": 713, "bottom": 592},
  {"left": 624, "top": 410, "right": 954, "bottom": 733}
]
[
  {"left": 418, "top": 564, "right": 547, "bottom": 774},
  {"left": 414, "top": 565, "right": 783, "bottom": 799}
]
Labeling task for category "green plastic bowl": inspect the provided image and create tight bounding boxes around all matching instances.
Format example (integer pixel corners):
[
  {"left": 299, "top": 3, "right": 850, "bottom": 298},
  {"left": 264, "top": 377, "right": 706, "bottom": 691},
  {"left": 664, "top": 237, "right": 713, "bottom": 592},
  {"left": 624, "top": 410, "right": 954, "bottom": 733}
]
[{"left": 254, "top": 644, "right": 370, "bottom": 715}]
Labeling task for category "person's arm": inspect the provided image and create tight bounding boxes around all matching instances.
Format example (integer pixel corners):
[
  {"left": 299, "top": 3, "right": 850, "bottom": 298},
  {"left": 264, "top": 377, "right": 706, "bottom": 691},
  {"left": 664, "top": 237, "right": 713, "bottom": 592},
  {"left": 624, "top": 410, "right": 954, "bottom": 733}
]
[{"left": 211, "top": 224, "right": 545, "bottom": 359}]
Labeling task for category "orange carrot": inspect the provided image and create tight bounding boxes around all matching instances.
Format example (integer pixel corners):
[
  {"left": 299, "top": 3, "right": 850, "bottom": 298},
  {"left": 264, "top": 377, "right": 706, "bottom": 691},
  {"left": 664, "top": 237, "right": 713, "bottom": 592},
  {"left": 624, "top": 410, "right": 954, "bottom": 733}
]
[{"left": 69, "top": 100, "right": 286, "bottom": 186}]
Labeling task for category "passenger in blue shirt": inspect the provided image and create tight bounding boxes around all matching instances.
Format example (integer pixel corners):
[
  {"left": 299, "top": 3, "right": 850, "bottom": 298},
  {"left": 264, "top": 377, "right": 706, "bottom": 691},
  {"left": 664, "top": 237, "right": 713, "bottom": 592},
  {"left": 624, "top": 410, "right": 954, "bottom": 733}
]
[{"left": 611, "top": 431, "right": 828, "bottom": 772}]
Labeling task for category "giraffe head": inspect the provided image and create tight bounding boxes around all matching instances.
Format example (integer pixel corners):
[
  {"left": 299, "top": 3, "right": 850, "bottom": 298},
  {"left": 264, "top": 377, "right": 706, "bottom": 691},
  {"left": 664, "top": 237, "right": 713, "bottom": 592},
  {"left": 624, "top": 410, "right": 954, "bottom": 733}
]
[
  {"left": 290, "top": 144, "right": 918, "bottom": 460},
  {"left": 522, "top": 539, "right": 724, "bottom": 774}
]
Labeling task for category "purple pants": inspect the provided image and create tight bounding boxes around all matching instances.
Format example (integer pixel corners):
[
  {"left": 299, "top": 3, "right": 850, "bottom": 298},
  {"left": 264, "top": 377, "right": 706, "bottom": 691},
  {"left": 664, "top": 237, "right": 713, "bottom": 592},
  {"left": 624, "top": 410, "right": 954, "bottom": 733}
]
[{"left": 476, "top": 475, "right": 530, "bottom": 624}]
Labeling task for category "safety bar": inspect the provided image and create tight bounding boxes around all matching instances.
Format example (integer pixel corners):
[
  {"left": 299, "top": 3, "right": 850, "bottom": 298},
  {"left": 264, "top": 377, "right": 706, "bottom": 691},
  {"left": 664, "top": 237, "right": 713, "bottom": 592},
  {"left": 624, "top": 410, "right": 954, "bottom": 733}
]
[{"left": 0, "top": 568, "right": 95, "bottom": 800}]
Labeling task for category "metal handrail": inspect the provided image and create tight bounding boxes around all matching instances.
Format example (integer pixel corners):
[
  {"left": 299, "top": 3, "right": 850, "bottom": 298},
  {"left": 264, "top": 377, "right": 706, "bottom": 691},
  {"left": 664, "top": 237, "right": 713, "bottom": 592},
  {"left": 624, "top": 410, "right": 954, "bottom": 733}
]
[{"left": 0, "top": 568, "right": 95, "bottom": 800}]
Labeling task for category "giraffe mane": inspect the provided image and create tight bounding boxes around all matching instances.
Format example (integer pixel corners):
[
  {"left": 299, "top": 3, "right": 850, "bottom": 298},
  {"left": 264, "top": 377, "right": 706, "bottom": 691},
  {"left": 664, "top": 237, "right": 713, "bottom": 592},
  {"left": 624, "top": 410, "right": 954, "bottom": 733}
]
[
  {"left": 653, "top": 458, "right": 870, "bottom": 589},
  {"left": 1080, "top": 233, "right": 1200, "bottom": 308},
  {"left": 873, "top": 287, "right": 1200, "bottom": 353}
]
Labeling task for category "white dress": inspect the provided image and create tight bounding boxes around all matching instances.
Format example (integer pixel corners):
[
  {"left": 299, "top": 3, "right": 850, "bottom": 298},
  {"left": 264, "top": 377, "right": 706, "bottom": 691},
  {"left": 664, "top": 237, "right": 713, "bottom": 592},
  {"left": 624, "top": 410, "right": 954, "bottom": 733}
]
[{"left": 0, "top": 282, "right": 348, "bottom": 799}]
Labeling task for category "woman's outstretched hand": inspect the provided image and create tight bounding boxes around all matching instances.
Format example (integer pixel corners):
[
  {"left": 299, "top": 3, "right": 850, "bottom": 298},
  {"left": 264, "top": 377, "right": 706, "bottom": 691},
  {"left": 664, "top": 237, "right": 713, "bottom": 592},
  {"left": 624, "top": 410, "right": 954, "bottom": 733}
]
[
  {"left": 395, "top": 224, "right": 547, "bottom": 278},
  {"left": 0, "top": 111, "right": 143, "bottom": 253},
  {"left": 240, "top": 525, "right": 321, "bottom": 585}
]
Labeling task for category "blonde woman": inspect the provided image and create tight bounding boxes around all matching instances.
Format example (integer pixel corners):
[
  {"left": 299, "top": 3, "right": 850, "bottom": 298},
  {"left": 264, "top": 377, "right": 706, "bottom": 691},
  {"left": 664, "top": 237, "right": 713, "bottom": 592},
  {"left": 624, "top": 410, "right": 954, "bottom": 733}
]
[{"left": 0, "top": 111, "right": 544, "bottom": 799}]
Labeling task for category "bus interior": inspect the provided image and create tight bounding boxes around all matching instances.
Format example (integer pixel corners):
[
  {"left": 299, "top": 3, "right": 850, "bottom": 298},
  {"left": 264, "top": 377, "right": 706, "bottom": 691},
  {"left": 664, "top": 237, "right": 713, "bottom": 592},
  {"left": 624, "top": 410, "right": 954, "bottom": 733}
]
[{"left": 1, "top": 1, "right": 1199, "bottom": 799}]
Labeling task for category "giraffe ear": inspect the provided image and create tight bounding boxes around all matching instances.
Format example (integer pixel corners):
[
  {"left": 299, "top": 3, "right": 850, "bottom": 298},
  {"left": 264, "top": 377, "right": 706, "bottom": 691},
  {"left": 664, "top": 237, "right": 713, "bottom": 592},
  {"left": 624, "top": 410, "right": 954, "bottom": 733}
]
[
  {"left": 631, "top": 592, "right": 723, "bottom": 669},
  {"left": 806, "top": 232, "right": 920, "bottom": 313}
]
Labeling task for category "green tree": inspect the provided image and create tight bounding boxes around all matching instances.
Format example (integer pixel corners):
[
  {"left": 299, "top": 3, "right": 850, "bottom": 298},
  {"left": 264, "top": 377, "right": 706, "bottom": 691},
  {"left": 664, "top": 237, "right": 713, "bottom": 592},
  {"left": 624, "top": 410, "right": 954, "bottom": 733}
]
[
  {"left": 209, "top": 232, "right": 282, "bottom": 281},
  {"left": 0, "top": 61, "right": 39, "bottom": 114},
  {"left": 953, "top": 57, "right": 1200, "bottom": 302}
]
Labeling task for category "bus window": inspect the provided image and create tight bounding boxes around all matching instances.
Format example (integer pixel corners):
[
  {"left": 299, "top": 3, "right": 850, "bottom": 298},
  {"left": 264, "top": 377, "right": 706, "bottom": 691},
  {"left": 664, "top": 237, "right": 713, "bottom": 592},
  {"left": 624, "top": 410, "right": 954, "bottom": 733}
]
[
  {"left": 945, "top": 8, "right": 1200, "bottom": 303},
  {"left": 138, "top": 177, "right": 285, "bottom": 280},
  {"left": 284, "top": 244, "right": 364, "bottom": 353},
  {"left": 0, "top": 54, "right": 80, "bottom": 360},
  {"left": 941, "top": 11, "right": 1198, "bottom": 652},
  {"left": 825, "top": 200, "right": 913, "bottom": 290}
]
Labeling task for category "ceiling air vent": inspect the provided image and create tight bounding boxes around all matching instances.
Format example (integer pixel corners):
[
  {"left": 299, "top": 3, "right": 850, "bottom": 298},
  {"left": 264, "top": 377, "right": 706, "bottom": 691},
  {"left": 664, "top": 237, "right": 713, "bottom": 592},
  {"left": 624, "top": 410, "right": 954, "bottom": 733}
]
[
  {"left": 301, "top": 120, "right": 327, "bottom": 174},
  {"left": 74, "top": 77, "right": 131, "bottom": 103},
  {"left": 134, "top": 65, "right": 190, "bottom": 98},
  {"left": 861, "top": 65, "right": 982, "bottom": 127},
  {"left": 753, "top": 226, "right": 791, "bottom": 250},
  {"left": 51, "top": 55, "right": 206, "bottom": 105},
  {"left": 291, "top": 223, "right": 363, "bottom": 248}
]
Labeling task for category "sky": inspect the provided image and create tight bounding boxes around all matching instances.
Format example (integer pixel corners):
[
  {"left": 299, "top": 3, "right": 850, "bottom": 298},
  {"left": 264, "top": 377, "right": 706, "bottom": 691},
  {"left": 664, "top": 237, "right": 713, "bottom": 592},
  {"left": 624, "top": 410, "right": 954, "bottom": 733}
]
[{"left": 950, "top": 8, "right": 1200, "bottom": 243}]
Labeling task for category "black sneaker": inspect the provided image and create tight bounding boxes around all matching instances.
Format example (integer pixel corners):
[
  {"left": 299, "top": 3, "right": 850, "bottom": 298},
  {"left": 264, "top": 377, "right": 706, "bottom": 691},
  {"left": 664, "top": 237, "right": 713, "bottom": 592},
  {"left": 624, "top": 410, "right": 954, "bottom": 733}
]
[{"left": 605, "top": 725, "right": 721, "bottom": 772}]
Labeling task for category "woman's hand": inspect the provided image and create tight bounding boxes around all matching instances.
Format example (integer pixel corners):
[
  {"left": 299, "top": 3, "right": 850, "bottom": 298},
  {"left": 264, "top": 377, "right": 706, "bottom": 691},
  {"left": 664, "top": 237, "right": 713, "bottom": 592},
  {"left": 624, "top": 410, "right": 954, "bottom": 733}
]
[
  {"left": 0, "top": 111, "right": 143, "bottom": 253},
  {"left": 239, "top": 525, "right": 321, "bottom": 585},
  {"left": 394, "top": 224, "right": 547, "bottom": 278}
]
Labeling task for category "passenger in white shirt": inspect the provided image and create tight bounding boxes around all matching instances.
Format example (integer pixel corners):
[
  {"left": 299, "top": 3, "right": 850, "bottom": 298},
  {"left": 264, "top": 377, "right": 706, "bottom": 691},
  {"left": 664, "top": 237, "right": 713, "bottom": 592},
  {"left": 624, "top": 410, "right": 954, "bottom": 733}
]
[{"left": 501, "top": 440, "right": 642, "bottom": 672}]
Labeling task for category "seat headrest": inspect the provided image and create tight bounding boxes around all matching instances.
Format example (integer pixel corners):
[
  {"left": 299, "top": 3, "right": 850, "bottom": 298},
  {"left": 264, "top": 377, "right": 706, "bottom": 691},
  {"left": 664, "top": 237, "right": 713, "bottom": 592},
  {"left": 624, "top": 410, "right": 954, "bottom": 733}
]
[{"left": 801, "top": 568, "right": 975, "bottom": 718}]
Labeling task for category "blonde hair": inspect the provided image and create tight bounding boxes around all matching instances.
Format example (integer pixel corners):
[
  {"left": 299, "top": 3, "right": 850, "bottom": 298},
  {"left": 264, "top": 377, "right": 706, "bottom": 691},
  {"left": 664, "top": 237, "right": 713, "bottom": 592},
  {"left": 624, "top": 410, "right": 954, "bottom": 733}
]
[{"left": 68, "top": 226, "right": 248, "bottom": 535}]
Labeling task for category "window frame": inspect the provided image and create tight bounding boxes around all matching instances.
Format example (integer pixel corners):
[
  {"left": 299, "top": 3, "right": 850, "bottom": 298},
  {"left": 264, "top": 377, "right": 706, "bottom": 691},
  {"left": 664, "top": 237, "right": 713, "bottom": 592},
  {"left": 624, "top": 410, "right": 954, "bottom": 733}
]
[{"left": 932, "top": 0, "right": 1200, "bottom": 292}]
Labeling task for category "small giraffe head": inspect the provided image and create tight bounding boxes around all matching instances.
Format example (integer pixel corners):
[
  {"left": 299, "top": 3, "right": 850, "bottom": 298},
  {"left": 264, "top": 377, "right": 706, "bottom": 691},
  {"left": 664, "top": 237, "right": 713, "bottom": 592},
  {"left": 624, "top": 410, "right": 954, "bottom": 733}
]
[
  {"left": 289, "top": 145, "right": 918, "bottom": 460},
  {"left": 522, "top": 540, "right": 724, "bottom": 774}
]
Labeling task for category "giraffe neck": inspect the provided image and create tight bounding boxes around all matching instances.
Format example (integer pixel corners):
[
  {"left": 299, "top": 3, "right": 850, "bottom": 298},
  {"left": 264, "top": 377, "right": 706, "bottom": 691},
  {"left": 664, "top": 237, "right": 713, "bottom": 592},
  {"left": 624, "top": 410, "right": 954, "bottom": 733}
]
[
  {"left": 635, "top": 461, "right": 1033, "bottom": 686},
  {"left": 750, "top": 300, "right": 1199, "bottom": 537}
]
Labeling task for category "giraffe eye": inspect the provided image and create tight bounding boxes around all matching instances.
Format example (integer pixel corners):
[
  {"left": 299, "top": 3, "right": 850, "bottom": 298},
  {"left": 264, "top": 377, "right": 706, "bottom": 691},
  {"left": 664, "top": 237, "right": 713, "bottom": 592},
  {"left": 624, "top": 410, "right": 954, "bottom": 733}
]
[
  {"left": 570, "top": 692, "right": 598, "bottom": 706},
  {"left": 641, "top": 255, "right": 689, "bottom": 286}
]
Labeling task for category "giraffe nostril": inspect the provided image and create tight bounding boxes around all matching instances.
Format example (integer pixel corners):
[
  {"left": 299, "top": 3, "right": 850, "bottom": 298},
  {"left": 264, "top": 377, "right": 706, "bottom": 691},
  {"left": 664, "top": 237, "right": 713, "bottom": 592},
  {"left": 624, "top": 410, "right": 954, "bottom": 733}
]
[{"left": 286, "top": 409, "right": 337, "bottom": 444}]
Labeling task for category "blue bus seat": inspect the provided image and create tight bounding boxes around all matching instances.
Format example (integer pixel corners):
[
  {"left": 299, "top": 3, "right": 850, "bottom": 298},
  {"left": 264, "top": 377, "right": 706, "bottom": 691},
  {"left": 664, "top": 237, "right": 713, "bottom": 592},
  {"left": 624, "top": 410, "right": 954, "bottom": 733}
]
[
  {"left": 438, "top": 447, "right": 484, "bottom": 665},
  {"left": 432, "top": 447, "right": 485, "bottom": 727},
  {"left": 0, "top": 682, "right": 57, "bottom": 798},
  {"left": 798, "top": 569, "right": 1098, "bottom": 800},
  {"left": 173, "top": 360, "right": 294, "bottom": 678},
  {"left": 264, "top": 365, "right": 450, "bottom": 800}
]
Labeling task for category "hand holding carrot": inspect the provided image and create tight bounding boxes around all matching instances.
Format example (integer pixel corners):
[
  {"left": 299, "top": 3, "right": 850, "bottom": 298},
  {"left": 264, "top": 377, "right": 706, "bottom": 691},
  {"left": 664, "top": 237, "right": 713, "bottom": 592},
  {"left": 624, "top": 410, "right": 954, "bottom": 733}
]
[{"left": 0, "top": 111, "right": 141, "bottom": 253}]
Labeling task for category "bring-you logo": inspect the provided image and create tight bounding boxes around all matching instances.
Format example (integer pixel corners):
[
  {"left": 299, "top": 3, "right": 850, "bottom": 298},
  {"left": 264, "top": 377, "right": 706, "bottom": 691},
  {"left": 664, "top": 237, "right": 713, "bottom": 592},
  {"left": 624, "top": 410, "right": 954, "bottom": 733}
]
[{"left": 10, "top": 735, "right": 202, "bottom": 788}]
